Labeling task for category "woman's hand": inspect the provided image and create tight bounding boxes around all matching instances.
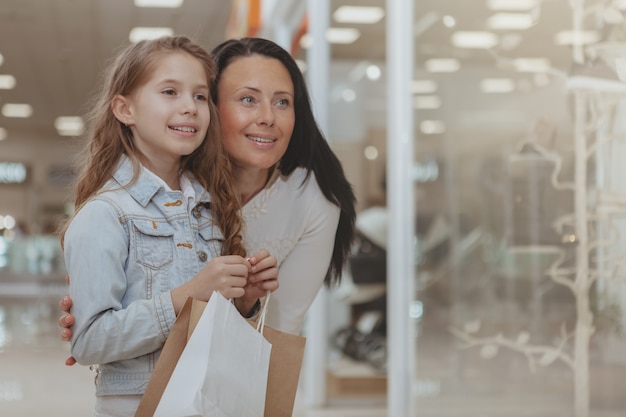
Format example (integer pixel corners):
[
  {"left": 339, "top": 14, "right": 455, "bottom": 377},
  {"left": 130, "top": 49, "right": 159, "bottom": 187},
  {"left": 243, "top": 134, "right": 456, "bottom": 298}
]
[
  {"left": 244, "top": 249, "right": 279, "bottom": 300},
  {"left": 58, "top": 275, "right": 77, "bottom": 366},
  {"left": 234, "top": 250, "right": 279, "bottom": 316}
]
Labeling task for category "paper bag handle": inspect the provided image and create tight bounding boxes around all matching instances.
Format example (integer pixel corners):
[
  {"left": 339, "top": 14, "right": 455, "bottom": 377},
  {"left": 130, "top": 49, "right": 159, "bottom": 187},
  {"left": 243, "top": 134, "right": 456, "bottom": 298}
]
[{"left": 256, "top": 290, "right": 271, "bottom": 334}]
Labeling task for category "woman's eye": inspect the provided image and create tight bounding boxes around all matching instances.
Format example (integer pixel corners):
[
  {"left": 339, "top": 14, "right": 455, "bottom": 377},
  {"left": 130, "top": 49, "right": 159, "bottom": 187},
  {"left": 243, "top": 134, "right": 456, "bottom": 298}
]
[
  {"left": 241, "top": 96, "right": 254, "bottom": 105},
  {"left": 276, "top": 98, "right": 291, "bottom": 108}
]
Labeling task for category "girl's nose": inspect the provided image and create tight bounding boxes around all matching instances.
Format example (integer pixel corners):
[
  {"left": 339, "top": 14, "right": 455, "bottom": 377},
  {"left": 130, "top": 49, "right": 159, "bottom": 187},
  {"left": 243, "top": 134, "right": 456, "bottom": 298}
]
[{"left": 181, "top": 96, "right": 198, "bottom": 116}]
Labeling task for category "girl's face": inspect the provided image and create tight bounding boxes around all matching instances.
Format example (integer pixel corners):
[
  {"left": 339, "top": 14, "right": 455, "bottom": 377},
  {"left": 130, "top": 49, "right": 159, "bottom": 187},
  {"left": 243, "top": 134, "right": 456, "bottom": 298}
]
[
  {"left": 216, "top": 55, "right": 295, "bottom": 172},
  {"left": 119, "top": 52, "right": 211, "bottom": 171}
]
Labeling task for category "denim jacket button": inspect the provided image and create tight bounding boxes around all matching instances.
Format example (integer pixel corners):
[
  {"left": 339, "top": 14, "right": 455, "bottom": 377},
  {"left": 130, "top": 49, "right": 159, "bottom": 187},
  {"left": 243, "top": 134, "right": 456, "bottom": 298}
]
[
  {"left": 192, "top": 206, "right": 201, "bottom": 218},
  {"left": 198, "top": 251, "right": 208, "bottom": 262}
]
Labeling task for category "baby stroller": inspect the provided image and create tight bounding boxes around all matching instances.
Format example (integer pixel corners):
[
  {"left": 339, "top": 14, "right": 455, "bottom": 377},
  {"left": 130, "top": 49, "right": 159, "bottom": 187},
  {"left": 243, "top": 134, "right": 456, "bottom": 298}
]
[{"left": 333, "top": 207, "right": 388, "bottom": 371}]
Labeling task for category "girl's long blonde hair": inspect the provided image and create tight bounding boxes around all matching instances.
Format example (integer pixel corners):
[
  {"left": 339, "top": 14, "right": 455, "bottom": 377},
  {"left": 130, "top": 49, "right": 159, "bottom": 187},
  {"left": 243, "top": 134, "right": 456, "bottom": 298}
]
[{"left": 61, "top": 36, "right": 245, "bottom": 257}]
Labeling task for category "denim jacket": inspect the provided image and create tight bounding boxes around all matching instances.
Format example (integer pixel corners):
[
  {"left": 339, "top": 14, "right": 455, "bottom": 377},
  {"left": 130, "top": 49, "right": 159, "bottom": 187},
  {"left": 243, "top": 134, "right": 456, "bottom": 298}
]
[{"left": 64, "top": 155, "right": 223, "bottom": 396}]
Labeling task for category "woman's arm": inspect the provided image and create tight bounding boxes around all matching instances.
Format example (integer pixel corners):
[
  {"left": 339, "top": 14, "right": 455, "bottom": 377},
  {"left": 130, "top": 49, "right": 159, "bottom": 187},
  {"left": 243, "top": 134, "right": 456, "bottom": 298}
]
[{"left": 265, "top": 197, "right": 340, "bottom": 335}]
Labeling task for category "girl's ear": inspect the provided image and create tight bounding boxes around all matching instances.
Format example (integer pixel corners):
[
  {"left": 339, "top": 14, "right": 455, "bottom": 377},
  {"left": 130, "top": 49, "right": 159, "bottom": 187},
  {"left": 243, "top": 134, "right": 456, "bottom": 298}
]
[{"left": 111, "top": 95, "right": 134, "bottom": 126}]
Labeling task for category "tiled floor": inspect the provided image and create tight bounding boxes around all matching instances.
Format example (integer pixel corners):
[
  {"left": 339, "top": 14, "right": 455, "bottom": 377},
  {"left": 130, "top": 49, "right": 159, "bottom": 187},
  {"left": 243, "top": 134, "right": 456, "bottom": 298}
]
[
  {"left": 0, "top": 297, "right": 386, "bottom": 417},
  {"left": 0, "top": 297, "right": 95, "bottom": 417},
  {"left": 4, "top": 283, "right": 626, "bottom": 417}
]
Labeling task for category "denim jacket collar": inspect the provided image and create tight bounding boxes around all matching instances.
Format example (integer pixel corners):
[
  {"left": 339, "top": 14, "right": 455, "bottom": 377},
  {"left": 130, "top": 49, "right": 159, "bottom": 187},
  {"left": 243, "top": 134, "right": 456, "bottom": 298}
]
[{"left": 112, "top": 154, "right": 212, "bottom": 207}]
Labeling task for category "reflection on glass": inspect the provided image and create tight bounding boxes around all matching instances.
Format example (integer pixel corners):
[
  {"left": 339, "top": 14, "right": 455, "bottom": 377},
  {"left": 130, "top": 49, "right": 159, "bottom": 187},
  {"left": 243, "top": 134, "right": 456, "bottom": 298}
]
[
  {"left": 0, "top": 380, "right": 24, "bottom": 402},
  {"left": 409, "top": 2, "right": 626, "bottom": 416},
  {"left": 0, "top": 306, "right": 5, "bottom": 349}
]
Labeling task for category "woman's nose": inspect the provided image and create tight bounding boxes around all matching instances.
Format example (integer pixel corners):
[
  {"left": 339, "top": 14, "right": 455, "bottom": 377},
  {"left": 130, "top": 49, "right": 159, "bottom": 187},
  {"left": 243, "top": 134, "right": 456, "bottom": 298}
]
[{"left": 257, "top": 103, "right": 275, "bottom": 126}]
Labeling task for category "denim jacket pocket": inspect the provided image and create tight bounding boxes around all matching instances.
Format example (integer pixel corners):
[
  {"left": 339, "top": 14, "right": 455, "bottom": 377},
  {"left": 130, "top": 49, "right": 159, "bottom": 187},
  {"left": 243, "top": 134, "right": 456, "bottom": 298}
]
[
  {"left": 198, "top": 223, "right": 224, "bottom": 259},
  {"left": 133, "top": 220, "right": 175, "bottom": 269}
]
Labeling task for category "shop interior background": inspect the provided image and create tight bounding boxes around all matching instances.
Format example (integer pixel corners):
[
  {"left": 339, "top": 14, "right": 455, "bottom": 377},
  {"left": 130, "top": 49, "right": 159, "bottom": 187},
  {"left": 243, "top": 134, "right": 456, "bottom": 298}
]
[{"left": 2, "top": 0, "right": 626, "bottom": 416}]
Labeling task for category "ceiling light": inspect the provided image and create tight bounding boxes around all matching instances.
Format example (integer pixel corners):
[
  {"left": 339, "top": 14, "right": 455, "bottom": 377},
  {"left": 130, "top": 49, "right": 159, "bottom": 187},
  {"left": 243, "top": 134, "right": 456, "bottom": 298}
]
[
  {"left": 134, "top": 0, "right": 183, "bottom": 7},
  {"left": 1, "top": 103, "right": 33, "bottom": 118},
  {"left": 420, "top": 120, "right": 446, "bottom": 135},
  {"left": 452, "top": 31, "right": 499, "bottom": 49},
  {"left": 366, "top": 65, "right": 381, "bottom": 80},
  {"left": 514, "top": 58, "right": 551, "bottom": 72},
  {"left": 411, "top": 80, "right": 438, "bottom": 94},
  {"left": 129, "top": 27, "right": 174, "bottom": 43},
  {"left": 0, "top": 127, "right": 6, "bottom": 141},
  {"left": 487, "top": 0, "right": 538, "bottom": 11},
  {"left": 299, "top": 34, "right": 313, "bottom": 49},
  {"left": 55, "top": 116, "right": 85, "bottom": 136},
  {"left": 300, "top": 28, "right": 361, "bottom": 48},
  {"left": 480, "top": 78, "right": 516, "bottom": 93},
  {"left": 3, "top": 214, "right": 16, "bottom": 229},
  {"left": 0, "top": 75, "right": 16, "bottom": 90},
  {"left": 488, "top": 13, "right": 534, "bottom": 30},
  {"left": 425, "top": 58, "right": 460, "bottom": 73},
  {"left": 341, "top": 88, "right": 357, "bottom": 102},
  {"left": 326, "top": 28, "right": 361, "bottom": 44},
  {"left": 364, "top": 146, "right": 379, "bottom": 160},
  {"left": 442, "top": 15, "right": 457, "bottom": 28},
  {"left": 414, "top": 96, "right": 442, "bottom": 109},
  {"left": 333, "top": 6, "right": 384, "bottom": 24},
  {"left": 554, "top": 30, "right": 600, "bottom": 46}
]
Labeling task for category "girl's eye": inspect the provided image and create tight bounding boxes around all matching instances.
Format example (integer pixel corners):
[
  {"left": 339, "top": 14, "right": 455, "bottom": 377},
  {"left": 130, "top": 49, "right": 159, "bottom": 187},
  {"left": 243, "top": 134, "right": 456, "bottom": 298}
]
[
  {"left": 194, "top": 94, "right": 208, "bottom": 101},
  {"left": 162, "top": 89, "right": 176, "bottom": 96}
]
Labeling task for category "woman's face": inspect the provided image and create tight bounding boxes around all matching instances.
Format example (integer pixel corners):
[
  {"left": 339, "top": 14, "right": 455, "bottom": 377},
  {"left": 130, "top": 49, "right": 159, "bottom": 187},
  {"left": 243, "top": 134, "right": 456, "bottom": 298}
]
[{"left": 216, "top": 55, "right": 295, "bottom": 172}]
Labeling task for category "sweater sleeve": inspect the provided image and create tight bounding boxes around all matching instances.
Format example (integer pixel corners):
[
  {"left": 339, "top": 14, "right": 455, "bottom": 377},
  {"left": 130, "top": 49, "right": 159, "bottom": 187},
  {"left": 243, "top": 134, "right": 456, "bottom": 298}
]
[{"left": 264, "top": 185, "right": 340, "bottom": 335}]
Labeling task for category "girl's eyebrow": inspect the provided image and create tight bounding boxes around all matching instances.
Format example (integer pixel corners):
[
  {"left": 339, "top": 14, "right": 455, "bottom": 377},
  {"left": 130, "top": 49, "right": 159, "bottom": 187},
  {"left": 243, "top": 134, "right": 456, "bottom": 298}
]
[{"left": 157, "top": 78, "right": 209, "bottom": 90}]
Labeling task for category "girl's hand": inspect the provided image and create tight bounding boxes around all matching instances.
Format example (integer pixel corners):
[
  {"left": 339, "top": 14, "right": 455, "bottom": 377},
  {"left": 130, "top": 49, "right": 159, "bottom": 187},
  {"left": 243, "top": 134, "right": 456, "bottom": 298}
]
[{"left": 170, "top": 255, "right": 249, "bottom": 314}]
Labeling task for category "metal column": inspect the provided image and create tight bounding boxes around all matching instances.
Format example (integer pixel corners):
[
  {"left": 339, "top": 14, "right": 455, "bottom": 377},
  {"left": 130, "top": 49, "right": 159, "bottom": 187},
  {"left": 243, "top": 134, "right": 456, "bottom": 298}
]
[
  {"left": 302, "top": 0, "right": 330, "bottom": 408},
  {"left": 386, "top": 0, "right": 415, "bottom": 416}
]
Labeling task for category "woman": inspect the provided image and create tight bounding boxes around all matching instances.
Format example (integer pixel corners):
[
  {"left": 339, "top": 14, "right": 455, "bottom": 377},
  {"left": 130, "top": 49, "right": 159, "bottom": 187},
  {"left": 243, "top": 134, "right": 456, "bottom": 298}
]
[{"left": 60, "top": 36, "right": 356, "bottom": 352}]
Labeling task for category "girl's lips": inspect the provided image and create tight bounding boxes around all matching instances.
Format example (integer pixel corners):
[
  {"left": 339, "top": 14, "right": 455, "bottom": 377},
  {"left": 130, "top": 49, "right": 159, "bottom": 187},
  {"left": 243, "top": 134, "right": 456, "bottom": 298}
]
[{"left": 169, "top": 125, "right": 198, "bottom": 133}]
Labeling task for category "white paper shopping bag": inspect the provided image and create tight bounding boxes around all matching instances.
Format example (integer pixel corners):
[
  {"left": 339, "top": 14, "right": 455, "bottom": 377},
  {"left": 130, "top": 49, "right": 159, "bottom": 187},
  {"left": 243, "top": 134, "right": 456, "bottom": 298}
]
[{"left": 152, "top": 292, "right": 272, "bottom": 417}]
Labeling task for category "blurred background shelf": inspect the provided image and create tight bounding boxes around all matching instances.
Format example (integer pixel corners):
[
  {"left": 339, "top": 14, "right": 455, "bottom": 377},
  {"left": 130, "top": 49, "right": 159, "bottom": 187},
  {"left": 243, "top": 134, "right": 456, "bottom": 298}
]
[{"left": 327, "top": 356, "right": 386, "bottom": 398}]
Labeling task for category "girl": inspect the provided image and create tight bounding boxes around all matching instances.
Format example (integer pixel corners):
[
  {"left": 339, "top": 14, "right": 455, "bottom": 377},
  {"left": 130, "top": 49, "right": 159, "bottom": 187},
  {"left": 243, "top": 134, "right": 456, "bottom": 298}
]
[{"left": 62, "top": 36, "right": 278, "bottom": 416}]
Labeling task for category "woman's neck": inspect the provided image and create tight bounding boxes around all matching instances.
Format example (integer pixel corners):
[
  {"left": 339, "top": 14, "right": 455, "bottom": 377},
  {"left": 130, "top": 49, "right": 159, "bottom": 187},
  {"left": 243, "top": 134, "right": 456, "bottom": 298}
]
[{"left": 234, "top": 165, "right": 275, "bottom": 205}]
